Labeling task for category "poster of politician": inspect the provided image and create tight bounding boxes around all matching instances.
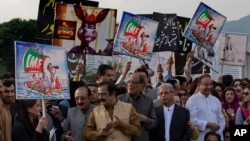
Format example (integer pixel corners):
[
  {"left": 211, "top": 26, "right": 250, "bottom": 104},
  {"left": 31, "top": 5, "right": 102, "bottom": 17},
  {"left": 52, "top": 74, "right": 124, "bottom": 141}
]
[
  {"left": 113, "top": 11, "right": 159, "bottom": 61},
  {"left": 183, "top": 2, "right": 226, "bottom": 49},
  {"left": 218, "top": 32, "right": 248, "bottom": 66},
  {"left": 193, "top": 40, "right": 221, "bottom": 73},
  {"left": 15, "top": 41, "right": 70, "bottom": 99},
  {"left": 53, "top": 3, "right": 117, "bottom": 55}
]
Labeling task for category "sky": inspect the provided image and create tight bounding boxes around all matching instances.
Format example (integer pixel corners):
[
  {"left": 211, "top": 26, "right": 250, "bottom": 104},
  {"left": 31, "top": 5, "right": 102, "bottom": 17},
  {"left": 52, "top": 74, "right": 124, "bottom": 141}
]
[{"left": 1, "top": 0, "right": 249, "bottom": 23}]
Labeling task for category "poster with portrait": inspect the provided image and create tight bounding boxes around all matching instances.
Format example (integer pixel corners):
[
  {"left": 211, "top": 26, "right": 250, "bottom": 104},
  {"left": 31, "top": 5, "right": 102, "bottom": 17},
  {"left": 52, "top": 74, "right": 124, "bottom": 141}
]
[
  {"left": 183, "top": 2, "right": 226, "bottom": 49},
  {"left": 36, "top": 0, "right": 99, "bottom": 39},
  {"left": 113, "top": 11, "right": 159, "bottom": 61},
  {"left": 119, "top": 52, "right": 172, "bottom": 87},
  {"left": 217, "top": 32, "right": 248, "bottom": 66},
  {"left": 53, "top": 3, "right": 117, "bottom": 55},
  {"left": 15, "top": 41, "right": 70, "bottom": 99},
  {"left": 193, "top": 40, "right": 221, "bottom": 73}
]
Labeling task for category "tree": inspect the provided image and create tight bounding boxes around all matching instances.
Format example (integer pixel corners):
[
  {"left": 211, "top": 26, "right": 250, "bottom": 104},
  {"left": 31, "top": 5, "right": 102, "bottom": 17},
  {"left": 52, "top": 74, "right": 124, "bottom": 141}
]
[{"left": 0, "top": 18, "right": 50, "bottom": 74}]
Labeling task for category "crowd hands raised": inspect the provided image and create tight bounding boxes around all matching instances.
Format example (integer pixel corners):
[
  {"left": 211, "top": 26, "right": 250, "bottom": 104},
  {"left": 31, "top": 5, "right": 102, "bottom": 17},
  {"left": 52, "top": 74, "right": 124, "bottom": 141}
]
[{"left": 1, "top": 51, "right": 250, "bottom": 141}]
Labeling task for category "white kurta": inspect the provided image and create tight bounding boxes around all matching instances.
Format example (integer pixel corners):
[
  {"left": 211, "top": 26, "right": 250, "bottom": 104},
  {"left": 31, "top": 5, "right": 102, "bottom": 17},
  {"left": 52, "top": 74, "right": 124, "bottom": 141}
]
[{"left": 185, "top": 92, "right": 225, "bottom": 141}]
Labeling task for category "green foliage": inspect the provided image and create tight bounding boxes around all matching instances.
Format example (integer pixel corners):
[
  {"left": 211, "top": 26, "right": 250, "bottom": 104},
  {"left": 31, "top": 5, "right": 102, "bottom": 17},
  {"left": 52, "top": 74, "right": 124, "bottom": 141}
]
[
  {"left": 84, "top": 66, "right": 97, "bottom": 82},
  {"left": 0, "top": 18, "right": 51, "bottom": 74}
]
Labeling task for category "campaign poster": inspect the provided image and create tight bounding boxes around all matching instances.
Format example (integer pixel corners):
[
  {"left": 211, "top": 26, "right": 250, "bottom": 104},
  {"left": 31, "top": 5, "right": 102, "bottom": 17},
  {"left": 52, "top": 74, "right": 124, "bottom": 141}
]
[
  {"left": 113, "top": 11, "right": 159, "bottom": 61},
  {"left": 193, "top": 40, "right": 221, "bottom": 73},
  {"left": 183, "top": 2, "right": 226, "bottom": 49},
  {"left": 15, "top": 41, "right": 70, "bottom": 99},
  {"left": 218, "top": 32, "right": 248, "bottom": 66}
]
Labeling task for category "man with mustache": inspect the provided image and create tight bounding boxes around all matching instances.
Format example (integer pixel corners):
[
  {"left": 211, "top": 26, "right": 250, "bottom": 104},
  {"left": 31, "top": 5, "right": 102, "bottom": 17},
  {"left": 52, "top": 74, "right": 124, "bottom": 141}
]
[
  {"left": 84, "top": 81, "right": 141, "bottom": 141},
  {"left": 62, "top": 86, "right": 95, "bottom": 141}
]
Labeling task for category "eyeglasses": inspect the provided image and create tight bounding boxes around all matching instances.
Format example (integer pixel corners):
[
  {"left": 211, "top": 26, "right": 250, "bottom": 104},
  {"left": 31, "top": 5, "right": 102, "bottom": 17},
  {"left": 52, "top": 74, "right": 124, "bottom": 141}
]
[
  {"left": 178, "top": 93, "right": 188, "bottom": 96},
  {"left": 234, "top": 83, "right": 241, "bottom": 87},
  {"left": 243, "top": 92, "right": 249, "bottom": 95},
  {"left": 235, "top": 89, "right": 242, "bottom": 93},
  {"left": 127, "top": 80, "right": 140, "bottom": 85}
]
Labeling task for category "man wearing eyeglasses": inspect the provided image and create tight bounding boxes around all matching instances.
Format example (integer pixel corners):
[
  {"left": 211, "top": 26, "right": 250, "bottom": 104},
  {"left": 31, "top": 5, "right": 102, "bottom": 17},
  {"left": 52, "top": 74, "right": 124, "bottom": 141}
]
[
  {"left": 0, "top": 80, "right": 15, "bottom": 141},
  {"left": 118, "top": 73, "right": 157, "bottom": 141},
  {"left": 178, "top": 89, "right": 189, "bottom": 107}
]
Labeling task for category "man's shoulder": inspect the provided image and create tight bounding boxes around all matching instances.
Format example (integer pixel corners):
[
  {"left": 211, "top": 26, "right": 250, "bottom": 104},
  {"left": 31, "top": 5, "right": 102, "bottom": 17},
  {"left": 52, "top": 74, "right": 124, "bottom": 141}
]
[
  {"left": 140, "top": 93, "right": 154, "bottom": 102},
  {"left": 174, "top": 104, "right": 189, "bottom": 113},
  {"left": 118, "top": 100, "right": 132, "bottom": 108},
  {"left": 68, "top": 106, "right": 80, "bottom": 114},
  {"left": 155, "top": 105, "right": 163, "bottom": 111},
  {"left": 89, "top": 104, "right": 96, "bottom": 109},
  {"left": 117, "top": 93, "right": 127, "bottom": 99}
]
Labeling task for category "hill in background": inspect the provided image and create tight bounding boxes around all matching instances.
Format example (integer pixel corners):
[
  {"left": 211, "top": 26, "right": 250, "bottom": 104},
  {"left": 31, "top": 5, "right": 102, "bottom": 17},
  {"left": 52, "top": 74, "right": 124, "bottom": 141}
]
[{"left": 222, "top": 14, "right": 250, "bottom": 52}]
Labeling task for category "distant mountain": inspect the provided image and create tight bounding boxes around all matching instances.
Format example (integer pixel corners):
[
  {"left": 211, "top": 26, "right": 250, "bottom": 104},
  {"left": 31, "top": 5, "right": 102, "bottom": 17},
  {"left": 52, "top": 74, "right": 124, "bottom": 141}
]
[
  {"left": 222, "top": 14, "right": 250, "bottom": 51},
  {"left": 222, "top": 14, "right": 250, "bottom": 39}
]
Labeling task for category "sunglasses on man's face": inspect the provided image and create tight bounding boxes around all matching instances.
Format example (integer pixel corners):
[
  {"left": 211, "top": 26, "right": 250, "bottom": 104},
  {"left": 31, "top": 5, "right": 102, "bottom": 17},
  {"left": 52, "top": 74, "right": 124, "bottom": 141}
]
[
  {"left": 178, "top": 93, "right": 188, "bottom": 96},
  {"left": 235, "top": 89, "right": 242, "bottom": 93},
  {"left": 243, "top": 92, "right": 249, "bottom": 95}
]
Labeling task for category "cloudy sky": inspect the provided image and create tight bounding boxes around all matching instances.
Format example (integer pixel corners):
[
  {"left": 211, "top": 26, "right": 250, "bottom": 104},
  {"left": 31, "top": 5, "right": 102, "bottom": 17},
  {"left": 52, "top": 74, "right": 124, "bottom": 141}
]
[{"left": 1, "top": 0, "right": 249, "bottom": 23}]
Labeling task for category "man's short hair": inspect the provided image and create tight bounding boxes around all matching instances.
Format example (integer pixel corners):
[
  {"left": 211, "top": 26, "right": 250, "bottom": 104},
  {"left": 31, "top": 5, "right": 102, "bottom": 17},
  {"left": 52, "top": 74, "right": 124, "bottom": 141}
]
[
  {"left": 2, "top": 80, "right": 15, "bottom": 87},
  {"left": 75, "top": 86, "right": 91, "bottom": 97},
  {"left": 204, "top": 131, "right": 221, "bottom": 141},
  {"left": 165, "top": 79, "right": 179, "bottom": 90},
  {"left": 1, "top": 72, "right": 15, "bottom": 80},
  {"left": 173, "top": 76, "right": 187, "bottom": 86},
  {"left": 157, "top": 83, "right": 175, "bottom": 95},
  {"left": 96, "top": 64, "right": 113, "bottom": 79},
  {"left": 197, "top": 74, "right": 211, "bottom": 84},
  {"left": 86, "top": 82, "right": 98, "bottom": 88},
  {"left": 134, "top": 67, "right": 149, "bottom": 78},
  {"left": 98, "top": 81, "right": 117, "bottom": 96}
]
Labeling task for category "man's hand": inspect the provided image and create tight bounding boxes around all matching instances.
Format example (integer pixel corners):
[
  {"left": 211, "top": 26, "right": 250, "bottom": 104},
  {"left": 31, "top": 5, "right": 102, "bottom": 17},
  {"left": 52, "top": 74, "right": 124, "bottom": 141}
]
[
  {"left": 157, "top": 64, "right": 163, "bottom": 74},
  {"left": 217, "top": 75, "right": 223, "bottom": 83},
  {"left": 124, "top": 61, "right": 131, "bottom": 73},
  {"left": 50, "top": 107, "right": 63, "bottom": 121},
  {"left": 137, "top": 113, "right": 147, "bottom": 122},
  {"left": 64, "top": 131, "right": 74, "bottom": 141},
  {"left": 112, "top": 116, "right": 121, "bottom": 128},
  {"left": 167, "top": 56, "right": 174, "bottom": 65},
  {"left": 207, "top": 122, "right": 220, "bottom": 131},
  {"left": 166, "top": 56, "right": 174, "bottom": 71},
  {"left": 186, "top": 50, "right": 195, "bottom": 62},
  {"left": 101, "top": 126, "right": 113, "bottom": 137}
]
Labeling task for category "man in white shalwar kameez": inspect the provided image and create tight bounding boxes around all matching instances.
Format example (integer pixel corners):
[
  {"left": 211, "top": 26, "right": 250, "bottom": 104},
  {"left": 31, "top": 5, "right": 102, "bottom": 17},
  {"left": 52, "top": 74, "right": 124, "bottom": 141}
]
[{"left": 186, "top": 74, "right": 225, "bottom": 141}]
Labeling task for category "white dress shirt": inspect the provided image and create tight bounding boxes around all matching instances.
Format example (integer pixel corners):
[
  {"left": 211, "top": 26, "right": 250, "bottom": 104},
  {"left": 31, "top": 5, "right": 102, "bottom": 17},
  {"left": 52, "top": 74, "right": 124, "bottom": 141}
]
[
  {"left": 164, "top": 104, "right": 175, "bottom": 141},
  {"left": 185, "top": 92, "right": 225, "bottom": 141}
]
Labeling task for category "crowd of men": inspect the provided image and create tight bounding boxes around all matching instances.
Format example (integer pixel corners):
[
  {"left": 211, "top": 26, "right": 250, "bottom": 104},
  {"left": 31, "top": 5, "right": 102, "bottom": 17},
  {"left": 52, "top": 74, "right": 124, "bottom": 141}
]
[{"left": 1, "top": 53, "right": 250, "bottom": 141}]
